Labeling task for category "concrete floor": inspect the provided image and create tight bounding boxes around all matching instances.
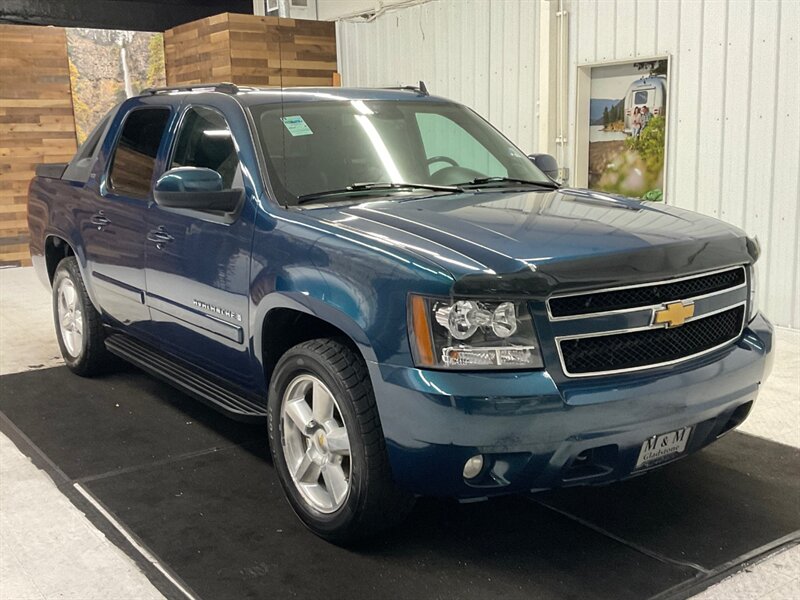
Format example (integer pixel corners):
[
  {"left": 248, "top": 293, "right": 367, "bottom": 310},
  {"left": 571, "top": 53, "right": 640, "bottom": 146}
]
[{"left": 1, "top": 266, "right": 798, "bottom": 599}]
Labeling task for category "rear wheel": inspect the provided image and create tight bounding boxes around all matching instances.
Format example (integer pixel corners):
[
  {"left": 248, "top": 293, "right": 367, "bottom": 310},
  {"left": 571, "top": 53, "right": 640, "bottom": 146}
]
[
  {"left": 52, "top": 257, "right": 111, "bottom": 376},
  {"left": 268, "top": 338, "right": 414, "bottom": 543}
]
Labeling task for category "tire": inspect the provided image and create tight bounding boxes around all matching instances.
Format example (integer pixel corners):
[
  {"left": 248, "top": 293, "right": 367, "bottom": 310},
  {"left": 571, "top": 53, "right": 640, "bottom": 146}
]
[
  {"left": 52, "top": 256, "right": 112, "bottom": 376},
  {"left": 268, "top": 338, "right": 414, "bottom": 543}
]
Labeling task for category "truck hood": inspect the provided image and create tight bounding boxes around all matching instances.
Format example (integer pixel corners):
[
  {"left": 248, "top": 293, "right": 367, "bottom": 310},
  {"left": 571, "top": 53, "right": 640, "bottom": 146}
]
[{"left": 311, "top": 188, "right": 756, "bottom": 296}]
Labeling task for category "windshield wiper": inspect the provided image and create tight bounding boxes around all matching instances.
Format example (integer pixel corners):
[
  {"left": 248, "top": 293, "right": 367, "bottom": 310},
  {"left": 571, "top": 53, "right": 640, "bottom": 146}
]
[
  {"left": 461, "top": 176, "right": 560, "bottom": 190},
  {"left": 297, "top": 182, "right": 461, "bottom": 205}
]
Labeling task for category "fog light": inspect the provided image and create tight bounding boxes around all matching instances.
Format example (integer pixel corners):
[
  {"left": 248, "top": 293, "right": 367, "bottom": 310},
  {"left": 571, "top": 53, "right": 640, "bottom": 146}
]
[{"left": 463, "top": 454, "right": 484, "bottom": 479}]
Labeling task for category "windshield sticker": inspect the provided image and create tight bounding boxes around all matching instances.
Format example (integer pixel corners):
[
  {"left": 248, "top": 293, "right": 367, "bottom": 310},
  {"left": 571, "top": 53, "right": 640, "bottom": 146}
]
[{"left": 281, "top": 115, "right": 313, "bottom": 137}]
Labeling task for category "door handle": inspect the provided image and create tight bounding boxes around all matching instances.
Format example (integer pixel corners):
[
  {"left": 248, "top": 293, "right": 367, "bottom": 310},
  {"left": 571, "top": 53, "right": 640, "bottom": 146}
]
[
  {"left": 90, "top": 212, "right": 110, "bottom": 227},
  {"left": 147, "top": 228, "right": 174, "bottom": 245}
]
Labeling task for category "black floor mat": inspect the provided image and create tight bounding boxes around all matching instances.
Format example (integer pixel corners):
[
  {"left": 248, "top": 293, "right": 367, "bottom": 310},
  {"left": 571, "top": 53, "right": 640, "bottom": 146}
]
[
  {"left": 1, "top": 366, "right": 798, "bottom": 600},
  {"left": 85, "top": 444, "right": 694, "bottom": 600},
  {"left": 538, "top": 432, "right": 800, "bottom": 570},
  {"left": 0, "top": 365, "right": 264, "bottom": 480}
]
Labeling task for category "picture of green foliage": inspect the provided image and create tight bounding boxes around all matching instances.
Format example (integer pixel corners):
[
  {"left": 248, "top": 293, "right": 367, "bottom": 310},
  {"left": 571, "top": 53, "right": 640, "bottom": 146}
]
[{"left": 626, "top": 115, "right": 665, "bottom": 177}]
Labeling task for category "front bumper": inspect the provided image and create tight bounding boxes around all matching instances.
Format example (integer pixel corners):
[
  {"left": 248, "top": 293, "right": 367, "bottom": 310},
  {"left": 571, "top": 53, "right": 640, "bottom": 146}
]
[{"left": 368, "top": 314, "right": 774, "bottom": 498}]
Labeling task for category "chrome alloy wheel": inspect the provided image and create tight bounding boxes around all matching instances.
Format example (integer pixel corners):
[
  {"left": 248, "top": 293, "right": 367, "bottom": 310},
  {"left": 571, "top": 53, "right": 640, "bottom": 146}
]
[
  {"left": 280, "top": 374, "right": 352, "bottom": 513},
  {"left": 57, "top": 278, "right": 83, "bottom": 357}
]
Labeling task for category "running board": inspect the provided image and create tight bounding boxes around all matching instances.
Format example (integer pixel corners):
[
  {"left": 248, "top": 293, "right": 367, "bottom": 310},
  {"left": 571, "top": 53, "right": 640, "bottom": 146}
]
[{"left": 105, "top": 333, "right": 267, "bottom": 423}]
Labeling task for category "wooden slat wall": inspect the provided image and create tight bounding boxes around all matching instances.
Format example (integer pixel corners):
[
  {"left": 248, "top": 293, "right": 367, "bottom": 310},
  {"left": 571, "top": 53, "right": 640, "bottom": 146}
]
[
  {"left": 0, "top": 25, "right": 77, "bottom": 267},
  {"left": 226, "top": 14, "right": 282, "bottom": 86},
  {"left": 164, "top": 13, "right": 233, "bottom": 84},
  {"left": 271, "top": 17, "right": 337, "bottom": 87},
  {"left": 165, "top": 13, "right": 337, "bottom": 88},
  {"left": 0, "top": 15, "right": 336, "bottom": 266}
]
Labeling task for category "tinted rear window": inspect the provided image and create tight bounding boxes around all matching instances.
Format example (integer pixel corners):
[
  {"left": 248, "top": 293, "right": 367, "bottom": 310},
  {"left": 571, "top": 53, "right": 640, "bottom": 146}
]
[{"left": 108, "top": 108, "right": 170, "bottom": 198}]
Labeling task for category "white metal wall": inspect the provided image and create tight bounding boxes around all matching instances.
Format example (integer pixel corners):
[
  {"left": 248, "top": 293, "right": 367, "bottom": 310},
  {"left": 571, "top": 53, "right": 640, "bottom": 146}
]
[
  {"left": 337, "top": 0, "right": 542, "bottom": 154},
  {"left": 567, "top": 0, "right": 799, "bottom": 329},
  {"left": 336, "top": 0, "right": 800, "bottom": 329}
]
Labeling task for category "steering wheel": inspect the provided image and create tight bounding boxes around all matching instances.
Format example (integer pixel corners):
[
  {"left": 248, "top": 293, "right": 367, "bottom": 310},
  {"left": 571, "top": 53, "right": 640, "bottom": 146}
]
[
  {"left": 426, "top": 155, "right": 460, "bottom": 168},
  {"left": 429, "top": 165, "right": 485, "bottom": 186}
]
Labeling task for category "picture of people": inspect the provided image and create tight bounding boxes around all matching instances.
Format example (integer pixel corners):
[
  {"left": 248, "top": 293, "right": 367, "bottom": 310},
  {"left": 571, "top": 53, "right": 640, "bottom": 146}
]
[
  {"left": 587, "top": 59, "right": 667, "bottom": 201},
  {"left": 632, "top": 106, "right": 642, "bottom": 138}
]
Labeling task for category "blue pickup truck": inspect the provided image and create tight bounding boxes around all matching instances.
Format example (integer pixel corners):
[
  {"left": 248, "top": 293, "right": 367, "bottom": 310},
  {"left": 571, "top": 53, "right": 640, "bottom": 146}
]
[{"left": 28, "top": 83, "right": 774, "bottom": 542}]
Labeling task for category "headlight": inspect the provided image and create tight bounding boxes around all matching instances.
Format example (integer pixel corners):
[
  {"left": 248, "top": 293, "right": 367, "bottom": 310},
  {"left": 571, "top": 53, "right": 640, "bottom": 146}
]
[
  {"left": 748, "top": 262, "right": 759, "bottom": 321},
  {"left": 408, "top": 295, "right": 544, "bottom": 369}
]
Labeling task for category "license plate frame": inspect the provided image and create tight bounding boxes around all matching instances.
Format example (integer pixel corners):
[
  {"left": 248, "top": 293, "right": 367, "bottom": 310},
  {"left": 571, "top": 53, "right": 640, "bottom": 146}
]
[{"left": 635, "top": 426, "right": 692, "bottom": 469}]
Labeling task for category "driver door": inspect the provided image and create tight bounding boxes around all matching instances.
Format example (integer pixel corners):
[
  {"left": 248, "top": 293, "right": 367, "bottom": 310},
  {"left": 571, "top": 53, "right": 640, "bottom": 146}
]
[{"left": 143, "top": 104, "right": 256, "bottom": 389}]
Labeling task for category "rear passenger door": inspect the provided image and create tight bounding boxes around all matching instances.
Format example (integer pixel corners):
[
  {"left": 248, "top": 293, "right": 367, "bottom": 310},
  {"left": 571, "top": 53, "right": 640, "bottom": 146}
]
[
  {"left": 144, "top": 103, "right": 257, "bottom": 389},
  {"left": 82, "top": 102, "right": 172, "bottom": 328}
]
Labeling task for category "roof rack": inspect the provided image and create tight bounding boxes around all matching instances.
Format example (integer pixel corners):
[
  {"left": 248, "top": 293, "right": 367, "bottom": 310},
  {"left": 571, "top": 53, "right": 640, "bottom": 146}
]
[
  {"left": 384, "top": 80, "right": 429, "bottom": 96},
  {"left": 140, "top": 82, "right": 252, "bottom": 95}
]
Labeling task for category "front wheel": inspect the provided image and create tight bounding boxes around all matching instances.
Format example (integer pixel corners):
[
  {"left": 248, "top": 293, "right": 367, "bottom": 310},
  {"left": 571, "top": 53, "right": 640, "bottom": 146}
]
[{"left": 268, "top": 338, "right": 414, "bottom": 543}]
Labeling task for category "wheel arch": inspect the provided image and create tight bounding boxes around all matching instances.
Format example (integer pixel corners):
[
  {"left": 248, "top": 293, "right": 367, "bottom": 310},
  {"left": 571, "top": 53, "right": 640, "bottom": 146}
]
[
  {"left": 253, "top": 292, "right": 379, "bottom": 390},
  {"left": 43, "top": 233, "right": 102, "bottom": 312},
  {"left": 44, "top": 234, "right": 76, "bottom": 284}
]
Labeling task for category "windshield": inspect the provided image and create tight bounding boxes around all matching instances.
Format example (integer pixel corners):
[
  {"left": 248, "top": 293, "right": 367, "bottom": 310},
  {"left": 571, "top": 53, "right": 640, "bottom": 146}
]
[{"left": 249, "top": 99, "right": 551, "bottom": 206}]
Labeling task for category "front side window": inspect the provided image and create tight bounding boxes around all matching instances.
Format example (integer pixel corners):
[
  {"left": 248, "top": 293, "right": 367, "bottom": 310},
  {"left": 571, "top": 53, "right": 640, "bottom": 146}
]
[
  {"left": 108, "top": 107, "right": 170, "bottom": 198},
  {"left": 249, "top": 99, "right": 549, "bottom": 206},
  {"left": 171, "top": 106, "right": 240, "bottom": 190}
]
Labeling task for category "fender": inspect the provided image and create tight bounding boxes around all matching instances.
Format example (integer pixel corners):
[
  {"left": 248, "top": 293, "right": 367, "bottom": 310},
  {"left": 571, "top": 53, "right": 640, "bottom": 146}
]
[
  {"left": 251, "top": 290, "right": 379, "bottom": 367},
  {"left": 248, "top": 205, "right": 457, "bottom": 374},
  {"left": 41, "top": 212, "right": 97, "bottom": 287},
  {"left": 43, "top": 231, "right": 105, "bottom": 314}
]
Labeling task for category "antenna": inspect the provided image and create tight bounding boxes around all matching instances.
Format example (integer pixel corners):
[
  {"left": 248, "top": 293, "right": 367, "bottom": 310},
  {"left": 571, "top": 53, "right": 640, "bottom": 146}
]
[
  {"left": 279, "top": 24, "right": 288, "bottom": 209},
  {"left": 418, "top": 80, "right": 428, "bottom": 95}
]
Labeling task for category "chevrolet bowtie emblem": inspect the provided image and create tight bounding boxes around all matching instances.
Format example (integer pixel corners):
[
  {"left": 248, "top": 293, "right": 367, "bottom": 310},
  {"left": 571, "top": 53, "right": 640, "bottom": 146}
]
[{"left": 653, "top": 301, "right": 695, "bottom": 328}]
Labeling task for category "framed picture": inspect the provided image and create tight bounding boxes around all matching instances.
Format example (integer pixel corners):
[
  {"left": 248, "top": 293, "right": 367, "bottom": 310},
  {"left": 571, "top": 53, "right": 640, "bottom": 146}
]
[{"left": 573, "top": 56, "right": 670, "bottom": 202}]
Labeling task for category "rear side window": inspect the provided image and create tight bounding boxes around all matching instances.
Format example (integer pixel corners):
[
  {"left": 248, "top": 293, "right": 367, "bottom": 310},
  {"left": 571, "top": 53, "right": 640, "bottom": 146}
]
[
  {"left": 78, "top": 111, "right": 112, "bottom": 162},
  {"left": 171, "top": 106, "right": 240, "bottom": 189},
  {"left": 108, "top": 108, "right": 170, "bottom": 198},
  {"left": 62, "top": 109, "right": 116, "bottom": 182}
]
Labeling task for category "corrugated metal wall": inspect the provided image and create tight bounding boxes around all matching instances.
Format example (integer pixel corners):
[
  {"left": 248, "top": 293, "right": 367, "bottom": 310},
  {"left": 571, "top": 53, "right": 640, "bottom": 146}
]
[
  {"left": 337, "top": 0, "right": 800, "bottom": 329},
  {"left": 568, "top": 0, "right": 799, "bottom": 329},
  {"left": 337, "top": 0, "right": 542, "bottom": 153}
]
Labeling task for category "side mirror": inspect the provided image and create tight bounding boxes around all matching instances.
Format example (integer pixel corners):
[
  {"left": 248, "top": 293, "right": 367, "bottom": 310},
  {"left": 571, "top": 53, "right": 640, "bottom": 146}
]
[
  {"left": 154, "top": 167, "right": 242, "bottom": 212},
  {"left": 527, "top": 153, "right": 559, "bottom": 181}
]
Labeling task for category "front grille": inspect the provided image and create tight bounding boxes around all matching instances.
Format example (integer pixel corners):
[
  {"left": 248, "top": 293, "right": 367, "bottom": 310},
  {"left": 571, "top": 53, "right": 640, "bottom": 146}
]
[
  {"left": 559, "top": 305, "right": 745, "bottom": 375},
  {"left": 549, "top": 267, "right": 745, "bottom": 318}
]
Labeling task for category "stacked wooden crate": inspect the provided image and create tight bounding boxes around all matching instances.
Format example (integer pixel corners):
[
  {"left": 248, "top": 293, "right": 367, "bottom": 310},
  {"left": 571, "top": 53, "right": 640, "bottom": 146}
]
[
  {"left": 164, "top": 13, "right": 337, "bottom": 88},
  {"left": 0, "top": 25, "right": 77, "bottom": 267}
]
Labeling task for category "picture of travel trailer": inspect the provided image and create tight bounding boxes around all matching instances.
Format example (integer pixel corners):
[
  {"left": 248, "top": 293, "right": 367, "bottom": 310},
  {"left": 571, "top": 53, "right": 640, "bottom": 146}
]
[
  {"left": 588, "top": 61, "right": 669, "bottom": 199},
  {"left": 624, "top": 75, "right": 667, "bottom": 134}
]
